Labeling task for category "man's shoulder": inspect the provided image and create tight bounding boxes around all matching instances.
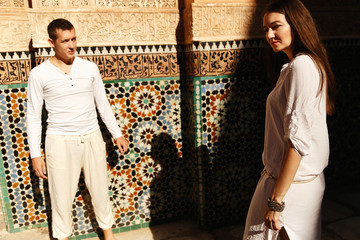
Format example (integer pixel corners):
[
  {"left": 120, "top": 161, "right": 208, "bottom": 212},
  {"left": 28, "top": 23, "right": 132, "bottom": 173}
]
[
  {"left": 76, "top": 57, "right": 97, "bottom": 68},
  {"left": 29, "top": 60, "right": 52, "bottom": 78}
]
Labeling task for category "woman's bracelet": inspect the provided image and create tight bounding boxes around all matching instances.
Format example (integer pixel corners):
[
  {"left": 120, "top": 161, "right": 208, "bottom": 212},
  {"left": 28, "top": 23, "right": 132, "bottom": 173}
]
[{"left": 267, "top": 198, "right": 285, "bottom": 212}]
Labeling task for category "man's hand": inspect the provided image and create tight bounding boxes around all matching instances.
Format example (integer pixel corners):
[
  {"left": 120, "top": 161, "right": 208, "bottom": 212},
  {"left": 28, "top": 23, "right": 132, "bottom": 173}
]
[
  {"left": 115, "top": 136, "right": 129, "bottom": 155},
  {"left": 32, "top": 157, "right": 48, "bottom": 179}
]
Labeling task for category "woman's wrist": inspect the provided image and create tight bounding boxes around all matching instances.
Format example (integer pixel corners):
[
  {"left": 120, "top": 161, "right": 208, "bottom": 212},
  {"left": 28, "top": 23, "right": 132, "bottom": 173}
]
[
  {"left": 267, "top": 198, "right": 285, "bottom": 212},
  {"left": 270, "top": 193, "right": 285, "bottom": 203}
]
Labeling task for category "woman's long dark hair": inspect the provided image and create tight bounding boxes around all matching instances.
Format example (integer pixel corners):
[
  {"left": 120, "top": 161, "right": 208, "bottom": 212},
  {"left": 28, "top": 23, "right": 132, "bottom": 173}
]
[{"left": 263, "top": 0, "right": 336, "bottom": 115}]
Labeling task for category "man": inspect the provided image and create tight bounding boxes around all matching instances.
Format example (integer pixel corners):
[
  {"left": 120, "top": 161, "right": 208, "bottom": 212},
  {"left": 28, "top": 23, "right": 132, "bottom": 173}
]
[{"left": 26, "top": 18, "right": 128, "bottom": 240}]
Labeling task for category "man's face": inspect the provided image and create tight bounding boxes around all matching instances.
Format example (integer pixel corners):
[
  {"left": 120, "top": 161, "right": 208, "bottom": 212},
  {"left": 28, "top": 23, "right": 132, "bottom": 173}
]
[{"left": 48, "top": 28, "right": 77, "bottom": 62}]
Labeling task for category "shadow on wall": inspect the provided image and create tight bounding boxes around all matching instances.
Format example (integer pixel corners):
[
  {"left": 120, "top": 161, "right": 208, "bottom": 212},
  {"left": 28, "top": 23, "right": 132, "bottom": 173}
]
[
  {"left": 199, "top": 72, "right": 269, "bottom": 228},
  {"left": 192, "top": 8, "right": 270, "bottom": 231},
  {"left": 173, "top": 0, "right": 271, "bottom": 230},
  {"left": 149, "top": 133, "right": 192, "bottom": 225}
]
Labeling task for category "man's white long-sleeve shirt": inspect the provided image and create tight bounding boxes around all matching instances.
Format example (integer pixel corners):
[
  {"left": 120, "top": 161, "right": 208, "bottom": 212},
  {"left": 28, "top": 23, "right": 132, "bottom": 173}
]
[{"left": 26, "top": 57, "right": 122, "bottom": 158}]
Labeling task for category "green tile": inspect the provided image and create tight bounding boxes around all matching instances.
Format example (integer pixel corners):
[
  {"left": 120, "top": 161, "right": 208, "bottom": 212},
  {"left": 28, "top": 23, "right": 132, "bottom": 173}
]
[
  {"left": 131, "top": 224, "right": 141, "bottom": 230},
  {"left": 7, "top": 84, "right": 22, "bottom": 89},
  {"left": 120, "top": 226, "right": 131, "bottom": 232},
  {"left": 142, "top": 222, "right": 151, "bottom": 228},
  {"left": 88, "top": 232, "right": 98, "bottom": 238},
  {"left": 76, "top": 235, "right": 86, "bottom": 240},
  {"left": 41, "top": 222, "right": 49, "bottom": 227},
  {"left": 10, "top": 227, "right": 21, "bottom": 233}
]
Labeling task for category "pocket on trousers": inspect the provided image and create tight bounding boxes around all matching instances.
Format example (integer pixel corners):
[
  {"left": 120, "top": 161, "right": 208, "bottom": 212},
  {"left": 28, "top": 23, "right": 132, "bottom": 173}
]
[
  {"left": 91, "top": 131, "right": 107, "bottom": 160},
  {"left": 45, "top": 136, "right": 66, "bottom": 170}
]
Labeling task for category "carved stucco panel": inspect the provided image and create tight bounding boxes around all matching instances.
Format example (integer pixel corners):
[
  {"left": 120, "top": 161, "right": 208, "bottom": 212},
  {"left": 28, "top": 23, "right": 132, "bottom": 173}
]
[
  {"left": 211, "top": 7, "right": 239, "bottom": 36},
  {"left": 0, "top": 14, "right": 32, "bottom": 51},
  {"left": 192, "top": 3, "right": 263, "bottom": 41},
  {"left": 31, "top": 0, "right": 176, "bottom": 8},
  {"left": 69, "top": 0, "right": 90, "bottom": 7},
  {"left": 95, "top": 0, "right": 176, "bottom": 8},
  {"left": 0, "top": 0, "right": 27, "bottom": 8},
  {"left": 39, "top": 0, "right": 62, "bottom": 7},
  {"left": 0, "top": 0, "right": 11, "bottom": 7},
  {"left": 29, "top": 12, "right": 179, "bottom": 48},
  {"left": 33, "top": 0, "right": 89, "bottom": 7},
  {"left": 241, "top": 5, "right": 263, "bottom": 36}
]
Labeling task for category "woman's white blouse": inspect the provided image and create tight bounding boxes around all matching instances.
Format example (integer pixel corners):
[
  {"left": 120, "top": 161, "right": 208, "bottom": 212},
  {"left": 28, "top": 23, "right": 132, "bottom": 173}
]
[{"left": 262, "top": 54, "right": 329, "bottom": 181}]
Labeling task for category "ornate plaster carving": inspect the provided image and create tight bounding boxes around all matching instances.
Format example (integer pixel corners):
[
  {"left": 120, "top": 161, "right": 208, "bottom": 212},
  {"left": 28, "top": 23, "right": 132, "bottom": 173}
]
[
  {"left": 192, "top": 3, "right": 264, "bottom": 41},
  {"left": 191, "top": 2, "right": 360, "bottom": 41},
  {"left": 95, "top": 0, "right": 176, "bottom": 8},
  {"left": 0, "top": 0, "right": 359, "bottom": 52},
  {"left": 0, "top": 13, "right": 32, "bottom": 51},
  {"left": 0, "top": 0, "right": 27, "bottom": 8},
  {"left": 31, "top": 0, "right": 177, "bottom": 8},
  {"left": 28, "top": 11, "right": 179, "bottom": 48},
  {"left": 0, "top": 0, "right": 10, "bottom": 7}
]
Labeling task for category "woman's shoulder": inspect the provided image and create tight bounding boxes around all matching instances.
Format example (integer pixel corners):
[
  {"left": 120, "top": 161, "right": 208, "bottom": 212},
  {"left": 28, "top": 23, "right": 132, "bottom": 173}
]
[
  {"left": 287, "top": 54, "right": 320, "bottom": 91},
  {"left": 292, "top": 54, "right": 316, "bottom": 66},
  {"left": 290, "top": 54, "right": 318, "bottom": 73}
]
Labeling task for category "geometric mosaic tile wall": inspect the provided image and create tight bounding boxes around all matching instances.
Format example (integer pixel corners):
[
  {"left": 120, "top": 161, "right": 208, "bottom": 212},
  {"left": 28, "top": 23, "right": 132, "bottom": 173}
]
[
  {"left": 1, "top": 39, "right": 359, "bottom": 239},
  {"left": 180, "top": 41, "right": 270, "bottom": 228},
  {"left": 0, "top": 79, "right": 188, "bottom": 239},
  {"left": 0, "top": 45, "right": 192, "bottom": 239},
  {"left": 198, "top": 75, "right": 268, "bottom": 227},
  {"left": 193, "top": 48, "right": 269, "bottom": 226},
  {"left": 0, "top": 86, "right": 37, "bottom": 231}
]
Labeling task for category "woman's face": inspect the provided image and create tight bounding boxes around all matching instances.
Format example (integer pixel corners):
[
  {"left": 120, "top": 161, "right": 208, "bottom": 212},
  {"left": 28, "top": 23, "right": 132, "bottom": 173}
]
[{"left": 263, "top": 12, "right": 294, "bottom": 60}]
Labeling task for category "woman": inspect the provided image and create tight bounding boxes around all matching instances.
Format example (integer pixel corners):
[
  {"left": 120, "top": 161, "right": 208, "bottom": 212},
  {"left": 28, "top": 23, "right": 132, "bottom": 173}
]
[{"left": 243, "top": 0, "right": 336, "bottom": 239}]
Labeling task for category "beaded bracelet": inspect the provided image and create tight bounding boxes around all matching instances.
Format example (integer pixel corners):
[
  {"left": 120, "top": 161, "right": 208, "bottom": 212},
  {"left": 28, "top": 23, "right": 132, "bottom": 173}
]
[{"left": 267, "top": 198, "right": 285, "bottom": 212}]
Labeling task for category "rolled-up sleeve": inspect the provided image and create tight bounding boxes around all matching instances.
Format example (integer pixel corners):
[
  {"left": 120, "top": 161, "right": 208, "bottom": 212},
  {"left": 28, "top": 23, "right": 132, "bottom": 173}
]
[{"left": 283, "top": 56, "right": 320, "bottom": 158}]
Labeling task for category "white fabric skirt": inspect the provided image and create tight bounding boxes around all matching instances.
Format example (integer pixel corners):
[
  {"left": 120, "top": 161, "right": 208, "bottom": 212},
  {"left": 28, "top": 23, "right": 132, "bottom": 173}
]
[{"left": 243, "top": 171, "right": 325, "bottom": 240}]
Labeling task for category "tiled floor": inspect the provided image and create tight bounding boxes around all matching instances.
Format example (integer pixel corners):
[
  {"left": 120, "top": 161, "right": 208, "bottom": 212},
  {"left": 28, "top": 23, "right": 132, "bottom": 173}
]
[{"left": 1, "top": 187, "right": 359, "bottom": 240}]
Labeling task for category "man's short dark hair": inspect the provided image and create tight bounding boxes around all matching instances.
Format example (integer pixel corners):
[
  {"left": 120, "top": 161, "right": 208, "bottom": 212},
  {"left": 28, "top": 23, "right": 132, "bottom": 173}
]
[{"left": 47, "top": 18, "right": 74, "bottom": 40}]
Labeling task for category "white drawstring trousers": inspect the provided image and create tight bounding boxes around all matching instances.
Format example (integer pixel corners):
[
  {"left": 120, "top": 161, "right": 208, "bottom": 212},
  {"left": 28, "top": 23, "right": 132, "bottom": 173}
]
[{"left": 45, "top": 129, "right": 114, "bottom": 239}]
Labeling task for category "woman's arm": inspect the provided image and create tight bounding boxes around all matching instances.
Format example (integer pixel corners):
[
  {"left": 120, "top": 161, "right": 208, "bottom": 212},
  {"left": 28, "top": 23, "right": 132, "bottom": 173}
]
[{"left": 264, "top": 144, "right": 301, "bottom": 230}]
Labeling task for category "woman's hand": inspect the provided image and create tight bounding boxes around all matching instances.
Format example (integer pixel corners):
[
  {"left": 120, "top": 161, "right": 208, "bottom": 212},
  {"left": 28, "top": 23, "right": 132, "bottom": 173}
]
[{"left": 264, "top": 208, "right": 281, "bottom": 230}]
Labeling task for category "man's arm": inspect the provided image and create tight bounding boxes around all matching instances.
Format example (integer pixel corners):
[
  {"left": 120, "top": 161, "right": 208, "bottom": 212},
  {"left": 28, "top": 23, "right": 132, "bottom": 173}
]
[
  {"left": 26, "top": 70, "right": 47, "bottom": 179},
  {"left": 92, "top": 64, "right": 128, "bottom": 154}
]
